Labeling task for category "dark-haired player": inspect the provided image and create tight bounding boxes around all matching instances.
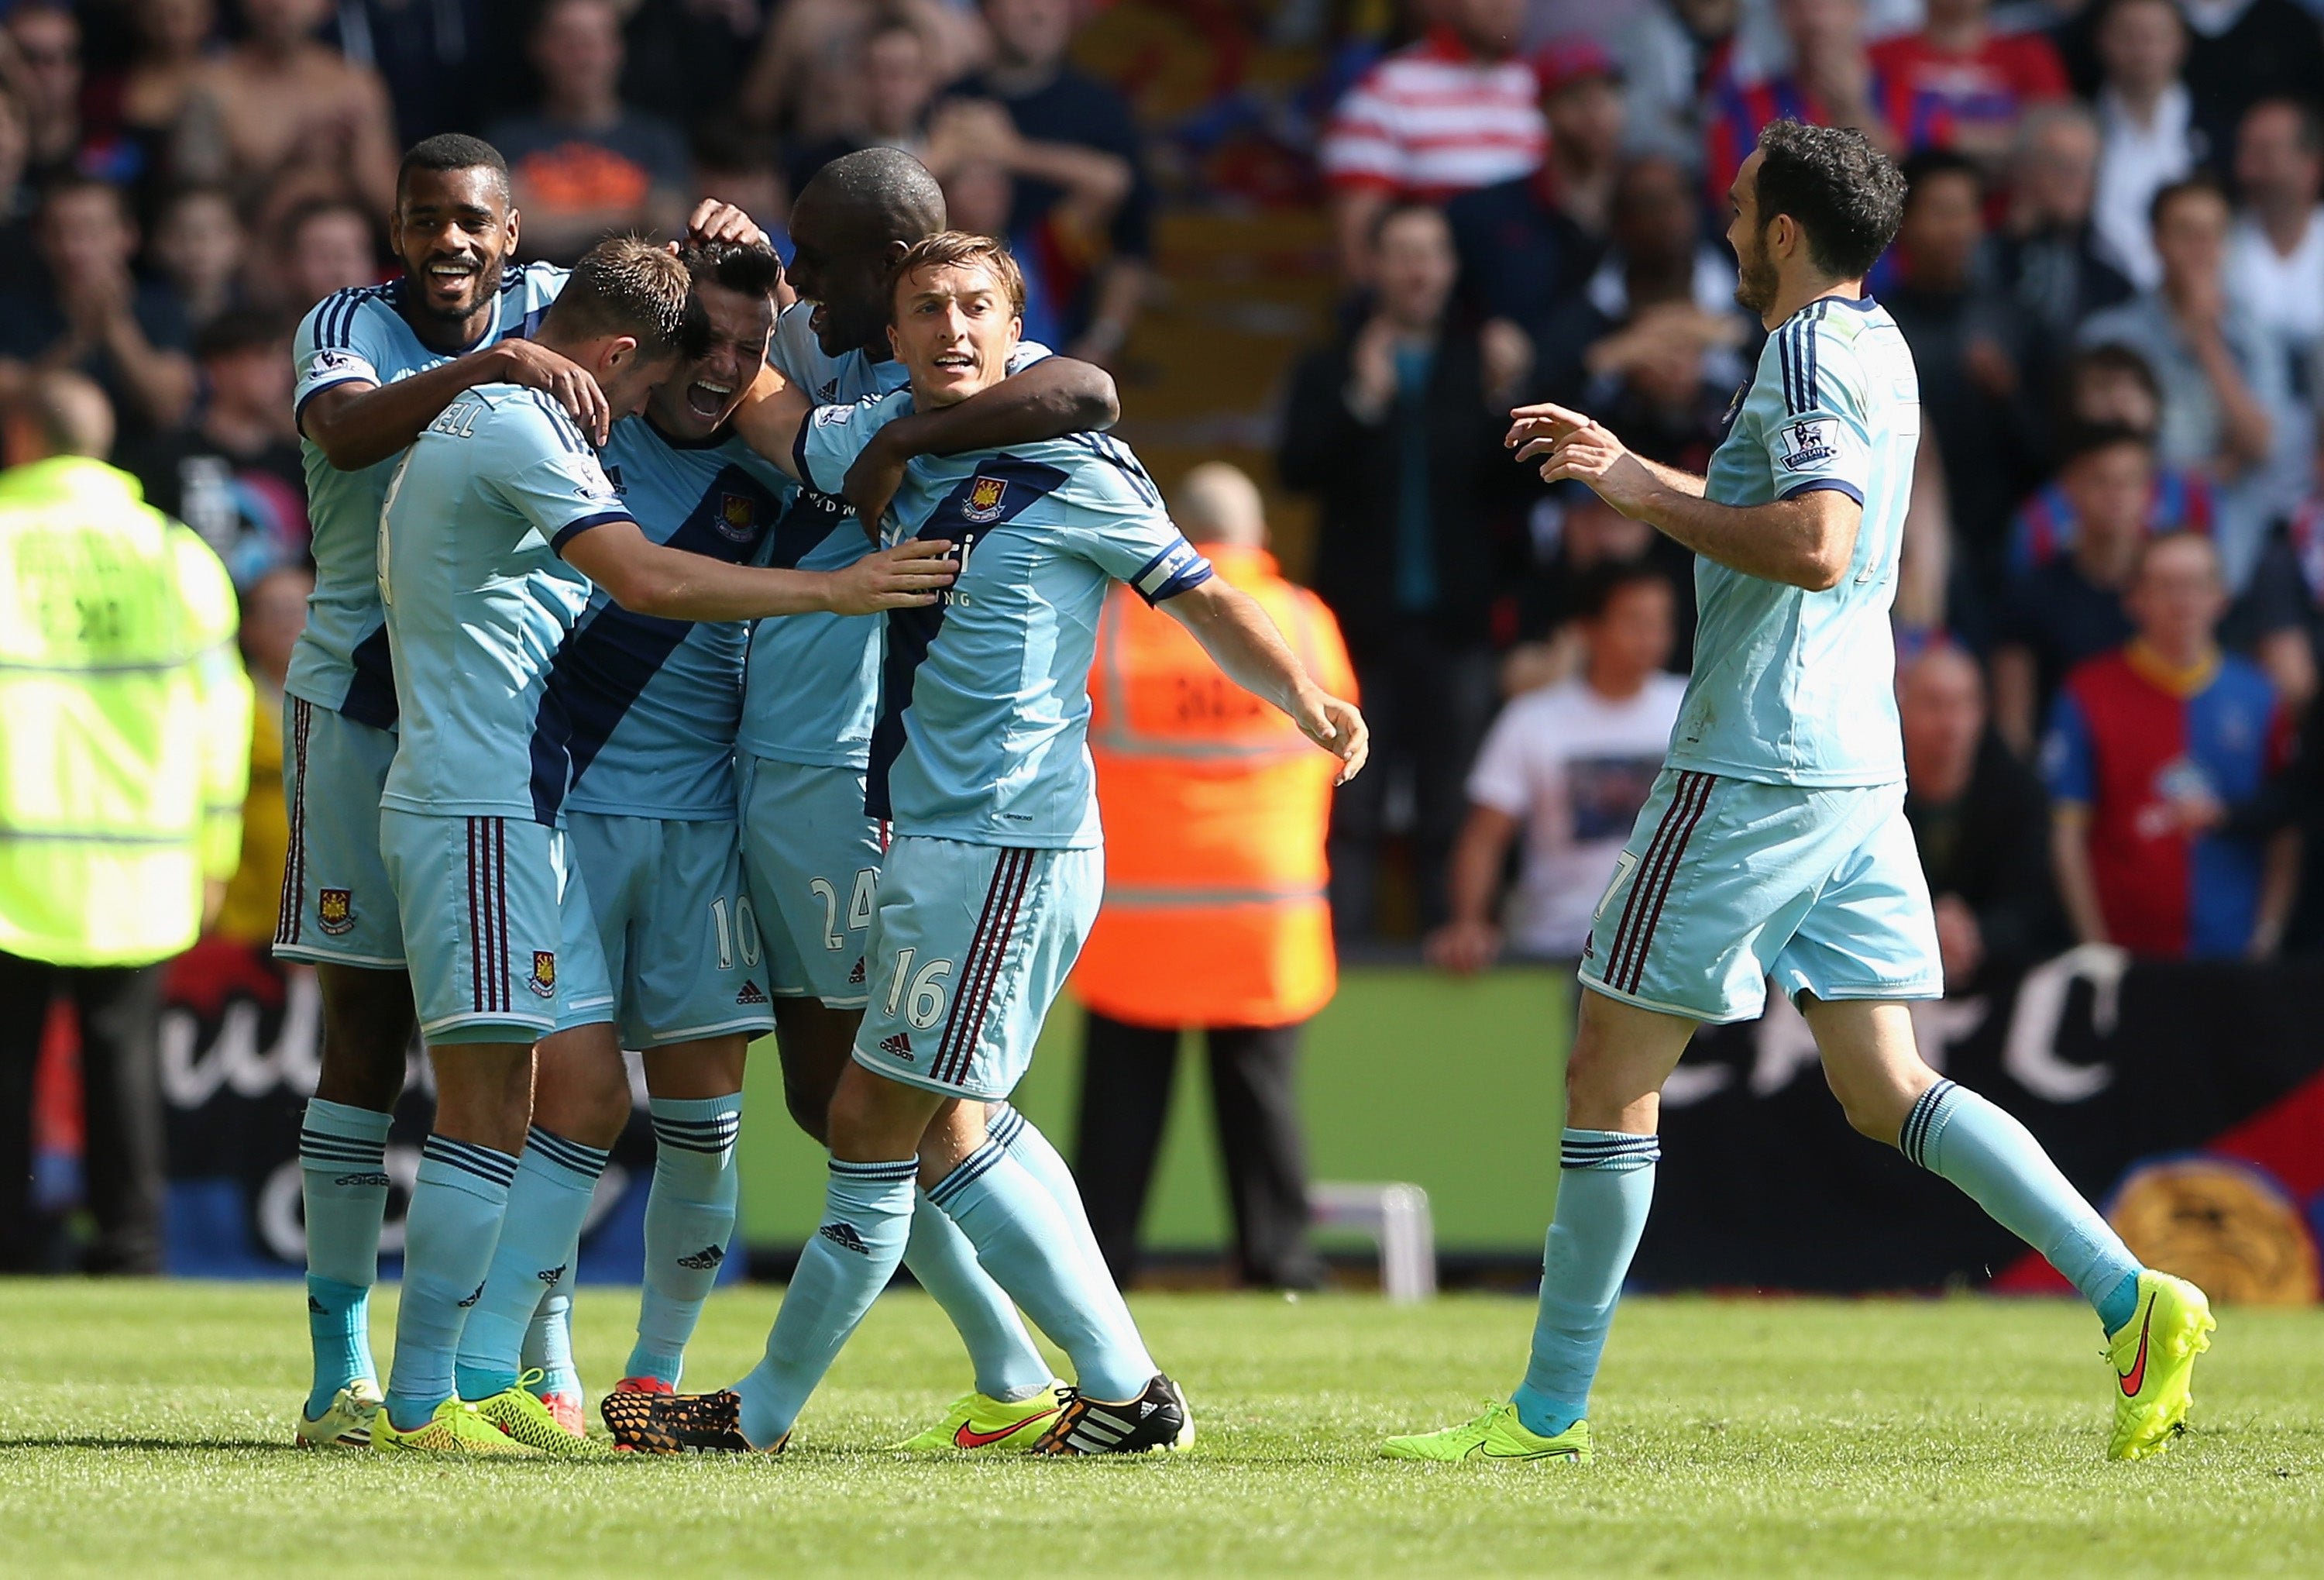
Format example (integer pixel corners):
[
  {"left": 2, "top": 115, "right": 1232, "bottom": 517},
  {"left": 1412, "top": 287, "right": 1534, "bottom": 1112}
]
[
  {"left": 277, "top": 131, "right": 761, "bottom": 1450},
  {"left": 1384, "top": 121, "right": 2211, "bottom": 1466}
]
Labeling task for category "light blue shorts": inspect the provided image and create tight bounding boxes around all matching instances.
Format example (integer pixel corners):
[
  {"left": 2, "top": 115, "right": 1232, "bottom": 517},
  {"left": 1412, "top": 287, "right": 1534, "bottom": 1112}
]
[
  {"left": 273, "top": 696, "right": 404, "bottom": 969},
  {"left": 1577, "top": 769, "right": 1943, "bottom": 1024},
  {"left": 378, "top": 809, "right": 614, "bottom": 1046},
  {"left": 851, "top": 836, "right": 1103, "bottom": 1101},
  {"left": 564, "top": 810, "right": 777, "bottom": 1046},
  {"left": 738, "top": 756, "right": 886, "bottom": 1008}
]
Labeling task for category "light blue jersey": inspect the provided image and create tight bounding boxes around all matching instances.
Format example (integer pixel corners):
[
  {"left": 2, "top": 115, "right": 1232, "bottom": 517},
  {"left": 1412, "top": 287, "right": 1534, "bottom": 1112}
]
[
  {"left": 377, "top": 384, "right": 629, "bottom": 823},
  {"left": 798, "top": 389, "right": 1212, "bottom": 849},
  {"left": 736, "top": 302, "right": 910, "bottom": 769},
  {"left": 1673, "top": 294, "right": 1919, "bottom": 788},
  {"left": 287, "top": 263, "right": 568, "bottom": 727},
  {"left": 738, "top": 303, "right": 1056, "bottom": 768},
  {"left": 555, "top": 418, "right": 796, "bottom": 820}
]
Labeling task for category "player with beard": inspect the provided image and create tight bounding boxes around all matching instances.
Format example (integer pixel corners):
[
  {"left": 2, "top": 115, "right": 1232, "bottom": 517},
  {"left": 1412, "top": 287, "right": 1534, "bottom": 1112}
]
[
  {"left": 277, "top": 132, "right": 760, "bottom": 1450},
  {"left": 1382, "top": 121, "right": 2210, "bottom": 1467}
]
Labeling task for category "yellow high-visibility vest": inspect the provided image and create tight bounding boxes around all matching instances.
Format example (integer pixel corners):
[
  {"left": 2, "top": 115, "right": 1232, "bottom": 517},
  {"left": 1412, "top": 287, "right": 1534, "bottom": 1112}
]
[{"left": 0, "top": 456, "right": 252, "bottom": 966}]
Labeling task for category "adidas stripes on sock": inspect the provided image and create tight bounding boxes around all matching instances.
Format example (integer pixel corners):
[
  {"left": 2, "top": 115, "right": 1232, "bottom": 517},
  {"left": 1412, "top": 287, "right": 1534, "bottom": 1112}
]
[
  {"left": 1900, "top": 1079, "right": 2144, "bottom": 1333},
  {"left": 384, "top": 1135, "right": 517, "bottom": 1432},
  {"left": 930, "top": 1138, "right": 1156, "bottom": 1404},
  {"left": 1512, "top": 1128, "right": 1659, "bottom": 1441},
  {"left": 732, "top": 1158, "right": 917, "bottom": 1448},
  {"left": 454, "top": 1127, "right": 609, "bottom": 1402},
  {"left": 297, "top": 1098, "right": 393, "bottom": 1420},
  {"left": 627, "top": 1094, "right": 745, "bottom": 1389}
]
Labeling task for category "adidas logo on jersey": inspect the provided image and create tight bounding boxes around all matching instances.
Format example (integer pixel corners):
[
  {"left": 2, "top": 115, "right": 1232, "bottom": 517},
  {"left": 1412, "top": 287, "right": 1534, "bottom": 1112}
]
[
  {"left": 736, "top": 979, "right": 769, "bottom": 1005},
  {"left": 676, "top": 1244, "right": 725, "bottom": 1272},
  {"left": 878, "top": 1031, "right": 912, "bottom": 1059},
  {"left": 848, "top": 958, "right": 866, "bottom": 986},
  {"left": 818, "top": 1221, "right": 870, "bottom": 1255}
]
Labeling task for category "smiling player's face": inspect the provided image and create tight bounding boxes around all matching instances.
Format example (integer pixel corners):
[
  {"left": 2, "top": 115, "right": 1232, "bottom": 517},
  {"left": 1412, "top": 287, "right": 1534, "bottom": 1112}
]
[
  {"left": 648, "top": 279, "right": 774, "bottom": 441},
  {"left": 888, "top": 262, "right": 1019, "bottom": 408},
  {"left": 390, "top": 165, "right": 519, "bottom": 345}
]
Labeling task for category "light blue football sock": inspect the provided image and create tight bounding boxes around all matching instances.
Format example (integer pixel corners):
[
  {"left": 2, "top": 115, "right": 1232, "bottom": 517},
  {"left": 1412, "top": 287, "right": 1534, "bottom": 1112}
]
[
  {"left": 521, "top": 1258, "right": 580, "bottom": 1401},
  {"left": 383, "top": 1136, "right": 516, "bottom": 1432},
  {"left": 297, "top": 1098, "right": 393, "bottom": 1419},
  {"left": 930, "top": 1138, "right": 1156, "bottom": 1403},
  {"left": 626, "top": 1094, "right": 744, "bottom": 1388},
  {"left": 1512, "top": 1129, "right": 1659, "bottom": 1440},
  {"left": 1901, "top": 1079, "right": 2144, "bottom": 1334},
  {"left": 454, "top": 1127, "right": 608, "bottom": 1402},
  {"left": 988, "top": 1103, "right": 1110, "bottom": 1283},
  {"left": 904, "top": 1189, "right": 1053, "bottom": 1401},
  {"left": 734, "top": 1158, "right": 917, "bottom": 1448}
]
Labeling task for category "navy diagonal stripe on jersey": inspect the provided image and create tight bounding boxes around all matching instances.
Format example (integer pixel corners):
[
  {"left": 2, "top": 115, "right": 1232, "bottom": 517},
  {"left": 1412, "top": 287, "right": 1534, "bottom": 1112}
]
[
  {"left": 865, "top": 457, "right": 1071, "bottom": 821},
  {"left": 762, "top": 486, "right": 858, "bottom": 570},
  {"left": 340, "top": 624, "right": 397, "bottom": 728},
  {"left": 531, "top": 462, "right": 786, "bottom": 824}
]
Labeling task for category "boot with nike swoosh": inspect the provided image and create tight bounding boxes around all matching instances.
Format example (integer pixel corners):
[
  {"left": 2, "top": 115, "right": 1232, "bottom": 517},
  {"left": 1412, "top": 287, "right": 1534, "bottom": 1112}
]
[
  {"left": 2106, "top": 1270, "right": 2214, "bottom": 1461},
  {"left": 888, "top": 1382, "right": 1069, "bottom": 1451}
]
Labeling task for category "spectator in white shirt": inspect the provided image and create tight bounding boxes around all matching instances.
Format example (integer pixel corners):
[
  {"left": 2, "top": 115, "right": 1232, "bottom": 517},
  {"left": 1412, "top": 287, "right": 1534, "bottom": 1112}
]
[
  {"left": 2090, "top": 0, "right": 2197, "bottom": 291},
  {"left": 2226, "top": 98, "right": 2324, "bottom": 390},
  {"left": 1427, "top": 561, "right": 1686, "bottom": 970},
  {"left": 1320, "top": 0, "right": 1545, "bottom": 281}
]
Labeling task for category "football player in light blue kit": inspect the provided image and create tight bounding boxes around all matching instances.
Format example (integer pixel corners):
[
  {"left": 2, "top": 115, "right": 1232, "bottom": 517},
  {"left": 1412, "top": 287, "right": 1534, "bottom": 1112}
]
[
  {"left": 736, "top": 148, "right": 1130, "bottom": 1453},
  {"left": 444, "top": 239, "right": 794, "bottom": 1437},
  {"left": 1385, "top": 122, "right": 2210, "bottom": 1468},
  {"left": 277, "top": 129, "right": 768, "bottom": 1450},
  {"left": 370, "top": 237, "right": 958, "bottom": 1455},
  {"left": 603, "top": 231, "right": 1367, "bottom": 1458}
]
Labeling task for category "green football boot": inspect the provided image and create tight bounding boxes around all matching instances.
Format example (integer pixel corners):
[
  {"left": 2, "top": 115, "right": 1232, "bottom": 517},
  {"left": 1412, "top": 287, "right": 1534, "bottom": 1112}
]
[
  {"left": 2106, "top": 1270, "right": 2215, "bottom": 1461},
  {"left": 1381, "top": 1401, "right": 1593, "bottom": 1463}
]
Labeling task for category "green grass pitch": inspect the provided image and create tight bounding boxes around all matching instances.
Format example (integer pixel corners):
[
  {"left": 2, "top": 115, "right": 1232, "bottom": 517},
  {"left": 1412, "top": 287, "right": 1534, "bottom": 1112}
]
[{"left": 3, "top": 1282, "right": 2321, "bottom": 1577}]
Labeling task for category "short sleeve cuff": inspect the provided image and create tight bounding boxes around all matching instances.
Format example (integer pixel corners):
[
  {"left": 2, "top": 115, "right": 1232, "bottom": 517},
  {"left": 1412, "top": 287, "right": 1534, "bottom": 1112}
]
[
  {"left": 1129, "top": 539, "right": 1214, "bottom": 605},
  {"left": 793, "top": 416, "right": 827, "bottom": 495},
  {"left": 552, "top": 511, "right": 631, "bottom": 552},
  {"left": 294, "top": 374, "right": 376, "bottom": 426},
  {"left": 1778, "top": 478, "right": 1865, "bottom": 506}
]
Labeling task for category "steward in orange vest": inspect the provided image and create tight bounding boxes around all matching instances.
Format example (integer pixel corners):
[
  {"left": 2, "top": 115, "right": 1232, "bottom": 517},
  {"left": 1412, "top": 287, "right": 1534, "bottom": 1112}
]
[
  {"left": 1074, "top": 547, "right": 1356, "bottom": 1025},
  {"left": 1071, "top": 463, "right": 1356, "bottom": 1289}
]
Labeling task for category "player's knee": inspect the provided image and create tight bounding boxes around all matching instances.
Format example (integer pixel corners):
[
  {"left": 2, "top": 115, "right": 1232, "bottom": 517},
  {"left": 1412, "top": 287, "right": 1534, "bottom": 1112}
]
[
  {"left": 782, "top": 1069, "right": 832, "bottom": 1144},
  {"left": 1824, "top": 1069, "right": 1912, "bottom": 1144},
  {"left": 315, "top": 966, "right": 416, "bottom": 1110}
]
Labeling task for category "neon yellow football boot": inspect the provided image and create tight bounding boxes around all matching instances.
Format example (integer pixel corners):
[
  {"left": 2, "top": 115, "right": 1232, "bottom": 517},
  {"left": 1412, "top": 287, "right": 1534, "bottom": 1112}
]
[
  {"left": 1381, "top": 1401, "right": 1593, "bottom": 1463},
  {"left": 889, "top": 1382, "right": 1069, "bottom": 1451},
  {"left": 472, "top": 1370, "right": 602, "bottom": 1454},
  {"left": 2106, "top": 1270, "right": 2215, "bottom": 1461},
  {"left": 373, "top": 1396, "right": 545, "bottom": 1456},
  {"left": 294, "top": 1378, "right": 382, "bottom": 1448}
]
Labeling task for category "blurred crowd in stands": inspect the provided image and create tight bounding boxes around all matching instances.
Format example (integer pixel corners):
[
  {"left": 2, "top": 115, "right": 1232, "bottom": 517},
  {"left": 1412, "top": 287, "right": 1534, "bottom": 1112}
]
[
  {"left": 10, "top": 0, "right": 2324, "bottom": 993},
  {"left": 1291, "top": 0, "right": 2324, "bottom": 986}
]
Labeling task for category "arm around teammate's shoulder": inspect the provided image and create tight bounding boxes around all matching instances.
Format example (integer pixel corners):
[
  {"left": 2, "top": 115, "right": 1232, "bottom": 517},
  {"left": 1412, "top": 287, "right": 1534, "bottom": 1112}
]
[{"left": 300, "top": 339, "right": 612, "bottom": 470}]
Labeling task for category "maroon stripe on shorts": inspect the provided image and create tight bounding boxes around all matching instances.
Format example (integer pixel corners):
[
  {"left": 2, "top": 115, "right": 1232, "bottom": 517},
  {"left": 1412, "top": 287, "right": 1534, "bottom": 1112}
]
[
  {"left": 1601, "top": 771, "right": 1701, "bottom": 990},
  {"left": 1619, "top": 773, "right": 1717, "bottom": 995}
]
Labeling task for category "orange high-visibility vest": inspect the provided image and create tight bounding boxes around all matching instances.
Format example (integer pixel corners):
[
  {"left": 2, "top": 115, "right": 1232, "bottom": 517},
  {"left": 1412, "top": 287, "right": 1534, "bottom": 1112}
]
[{"left": 1074, "top": 546, "right": 1356, "bottom": 1029}]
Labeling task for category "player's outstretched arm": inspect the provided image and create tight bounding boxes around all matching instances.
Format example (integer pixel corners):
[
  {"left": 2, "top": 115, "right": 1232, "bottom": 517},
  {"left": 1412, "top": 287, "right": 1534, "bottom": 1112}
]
[
  {"left": 1513, "top": 401, "right": 1860, "bottom": 590},
  {"left": 1160, "top": 577, "right": 1368, "bottom": 785},
  {"left": 303, "top": 339, "right": 613, "bottom": 469},
  {"left": 560, "top": 518, "right": 957, "bottom": 621},
  {"left": 841, "top": 357, "right": 1122, "bottom": 528}
]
